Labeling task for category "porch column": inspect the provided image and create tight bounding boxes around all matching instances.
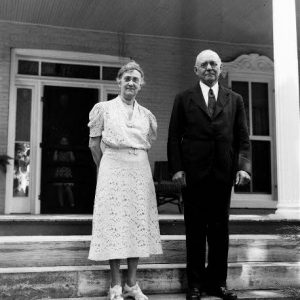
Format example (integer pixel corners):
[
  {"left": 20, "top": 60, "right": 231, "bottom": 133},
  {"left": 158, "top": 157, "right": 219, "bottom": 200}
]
[{"left": 273, "top": 0, "right": 300, "bottom": 219}]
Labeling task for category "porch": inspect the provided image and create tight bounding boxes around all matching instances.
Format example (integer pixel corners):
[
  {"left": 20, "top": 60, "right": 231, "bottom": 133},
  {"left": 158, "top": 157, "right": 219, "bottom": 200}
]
[{"left": 0, "top": 214, "right": 298, "bottom": 299}]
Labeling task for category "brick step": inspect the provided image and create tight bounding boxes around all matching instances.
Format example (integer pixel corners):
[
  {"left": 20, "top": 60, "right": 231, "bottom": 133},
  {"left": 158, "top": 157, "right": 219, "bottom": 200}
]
[
  {"left": 0, "top": 234, "right": 299, "bottom": 268},
  {"left": 0, "top": 263, "right": 299, "bottom": 299},
  {"left": 44, "top": 289, "right": 300, "bottom": 300},
  {"left": 0, "top": 214, "right": 299, "bottom": 235}
]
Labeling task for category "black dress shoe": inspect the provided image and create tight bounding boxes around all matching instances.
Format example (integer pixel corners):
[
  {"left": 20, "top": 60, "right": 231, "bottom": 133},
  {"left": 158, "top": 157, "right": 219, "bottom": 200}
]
[
  {"left": 186, "top": 287, "right": 201, "bottom": 300},
  {"left": 206, "top": 286, "right": 237, "bottom": 300}
]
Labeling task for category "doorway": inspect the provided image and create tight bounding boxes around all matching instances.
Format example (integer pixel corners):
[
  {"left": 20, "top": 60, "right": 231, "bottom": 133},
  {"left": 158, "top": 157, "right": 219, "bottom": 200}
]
[{"left": 40, "top": 86, "right": 99, "bottom": 214}]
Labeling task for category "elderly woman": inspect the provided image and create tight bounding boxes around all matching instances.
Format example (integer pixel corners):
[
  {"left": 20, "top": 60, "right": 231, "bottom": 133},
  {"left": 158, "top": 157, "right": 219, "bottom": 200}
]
[{"left": 88, "top": 61, "right": 162, "bottom": 300}]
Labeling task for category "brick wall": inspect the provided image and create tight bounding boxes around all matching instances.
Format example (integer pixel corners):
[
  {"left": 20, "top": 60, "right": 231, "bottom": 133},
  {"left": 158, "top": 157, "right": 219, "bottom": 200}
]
[{"left": 0, "top": 21, "right": 273, "bottom": 213}]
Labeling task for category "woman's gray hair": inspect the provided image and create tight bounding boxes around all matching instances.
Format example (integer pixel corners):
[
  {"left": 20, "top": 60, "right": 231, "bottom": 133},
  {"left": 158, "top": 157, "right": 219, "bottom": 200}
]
[{"left": 116, "top": 61, "right": 145, "bottom": 85}]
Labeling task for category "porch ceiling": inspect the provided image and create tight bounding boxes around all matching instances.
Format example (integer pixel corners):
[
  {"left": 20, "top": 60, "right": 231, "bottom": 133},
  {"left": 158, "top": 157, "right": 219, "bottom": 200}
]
[{"left": 0, "top": 0, "right": 294, "bottom": 46}]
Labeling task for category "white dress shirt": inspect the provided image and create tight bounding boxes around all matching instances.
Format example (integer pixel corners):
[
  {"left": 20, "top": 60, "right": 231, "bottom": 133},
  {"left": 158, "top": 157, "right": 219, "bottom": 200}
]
[{"left": 199, "top": 81, "right": 219, "bottom": 106}]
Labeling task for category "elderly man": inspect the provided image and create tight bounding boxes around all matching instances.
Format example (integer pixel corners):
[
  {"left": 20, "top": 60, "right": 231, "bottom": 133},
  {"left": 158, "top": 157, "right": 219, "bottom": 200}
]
[{"left": 167, "top": 49, "right": 251, "bottom": 300}]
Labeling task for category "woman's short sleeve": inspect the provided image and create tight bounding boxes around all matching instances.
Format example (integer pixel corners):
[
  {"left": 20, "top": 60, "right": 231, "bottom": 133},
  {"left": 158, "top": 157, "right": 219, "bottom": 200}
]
[
  {"left": 88, "top": 103, "right": 105, "bottom": 137},
  {"left": 147, "top": 111, "right": 158, "bottom": 143}
]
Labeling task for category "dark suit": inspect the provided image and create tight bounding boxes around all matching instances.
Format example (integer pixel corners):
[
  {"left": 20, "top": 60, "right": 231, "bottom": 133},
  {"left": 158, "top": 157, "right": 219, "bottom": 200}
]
[{"left": 167, "top": 83, "right": 251, "bottom": 289}]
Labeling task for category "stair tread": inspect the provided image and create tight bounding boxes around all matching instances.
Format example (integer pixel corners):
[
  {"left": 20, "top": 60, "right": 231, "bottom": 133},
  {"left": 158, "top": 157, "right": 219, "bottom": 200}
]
[
  {"left": 0, "top": 233, "right": 298, "bottom": 243},
  {"left": 0, "top": 214, "right": 298, "bottom": 236},
  {"left": 0, "top": 214, "right": 299, "bottom": 222},
  {"left": 1, "top": 261, "right": 300, "bottom": 273},
  {"left": 42, "top": 289, "right": 300, "bottom": 299}
]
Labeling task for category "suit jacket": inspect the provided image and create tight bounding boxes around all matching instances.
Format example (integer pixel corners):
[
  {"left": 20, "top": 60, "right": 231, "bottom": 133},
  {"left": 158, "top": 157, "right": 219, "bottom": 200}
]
[{"left": 167, "top": 83, "right": 251, "bottom": 186}]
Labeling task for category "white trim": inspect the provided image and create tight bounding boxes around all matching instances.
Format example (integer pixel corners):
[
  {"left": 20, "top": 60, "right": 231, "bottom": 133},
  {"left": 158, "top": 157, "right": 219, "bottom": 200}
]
[
  {"left": 273, "top": 0, "right": 300, "bottom": 220},
  {"left": 4, "top": 51, "right": 17, "bottom": 214},
  {"left": 249, "top": 81, "right": 253, "bottom": 136},
  {"left": 32, "top": 82, "right": 42, "bottom": 214},
  {"left": 103, "top": 85, "right": 120, "bottom": 101},
  {"left": 14, "top": 48, "right": 129, "bottom": 66}
]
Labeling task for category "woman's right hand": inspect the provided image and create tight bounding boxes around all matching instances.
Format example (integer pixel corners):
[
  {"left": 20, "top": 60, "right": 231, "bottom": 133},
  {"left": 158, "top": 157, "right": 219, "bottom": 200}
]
[{"left": 89, "top": 137, "right": 103, "bottom": 167}]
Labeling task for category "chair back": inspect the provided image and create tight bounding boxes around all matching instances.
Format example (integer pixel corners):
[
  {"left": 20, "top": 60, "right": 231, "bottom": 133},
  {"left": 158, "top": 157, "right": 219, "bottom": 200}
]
[{"left": 153, "top": 161, "right": 171, "bottom": 182}]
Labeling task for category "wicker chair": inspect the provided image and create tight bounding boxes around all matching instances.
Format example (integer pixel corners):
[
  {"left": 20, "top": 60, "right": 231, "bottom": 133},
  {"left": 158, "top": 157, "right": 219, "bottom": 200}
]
[{"left": 153, "top": 161, "right": 183, "bottom": 214}]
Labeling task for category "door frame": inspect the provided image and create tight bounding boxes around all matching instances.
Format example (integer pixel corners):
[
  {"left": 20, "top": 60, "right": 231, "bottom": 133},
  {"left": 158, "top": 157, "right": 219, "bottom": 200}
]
[{"left": 5, "top": 49, "right": 126, "bottom": 214}]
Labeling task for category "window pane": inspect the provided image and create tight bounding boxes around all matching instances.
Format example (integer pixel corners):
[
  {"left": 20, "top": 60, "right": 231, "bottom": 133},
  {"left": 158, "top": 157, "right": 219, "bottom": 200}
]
[
  {"left": 252, "top": 82, "right": 269, "bottom": 136},
  {"left": 102, "top": 66, "right": 120, "bottom": 80},
  {"left": 18, "top": 60, "right": 39, "bottom": 75},
  {"left": 15, "top": 89, "right": 32, "bottom": 141},
  {"left": 234, "top": 140, "right": 271, "bottom": 194},
  {"left": 41, "top": 62, "right": 100, "bottom": 79},
  {"left": 252, "top": 140, "right": 271, "bottom": 193},
  {"left": 13, "top": 142, "right": 30, "bottom": 197},
  {"left": 231, "top": 81, "right": 250, "bottom": 128},
  {"left": 14, "top": 88, "right": 32, "bottom": 197},
  {"left": 107, "top": 93, "right": 118, "bottom": 101}
]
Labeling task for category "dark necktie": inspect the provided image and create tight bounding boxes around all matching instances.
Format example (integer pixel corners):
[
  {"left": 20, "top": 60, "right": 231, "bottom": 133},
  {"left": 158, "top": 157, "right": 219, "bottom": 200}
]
[{"left": 208, "top": 88, "right": 217, "bottom": 117}]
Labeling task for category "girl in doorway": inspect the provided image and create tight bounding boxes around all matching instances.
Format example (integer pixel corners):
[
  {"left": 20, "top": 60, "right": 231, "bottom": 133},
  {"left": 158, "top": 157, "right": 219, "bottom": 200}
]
[{"left": 53, "top": 136, "right": 75, "bottom": 208}]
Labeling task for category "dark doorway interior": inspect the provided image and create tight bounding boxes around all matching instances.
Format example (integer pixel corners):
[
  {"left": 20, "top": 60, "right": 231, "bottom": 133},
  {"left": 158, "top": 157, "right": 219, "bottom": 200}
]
[{"left": 41, "top": 86, "right": 98, "bottom": 214}]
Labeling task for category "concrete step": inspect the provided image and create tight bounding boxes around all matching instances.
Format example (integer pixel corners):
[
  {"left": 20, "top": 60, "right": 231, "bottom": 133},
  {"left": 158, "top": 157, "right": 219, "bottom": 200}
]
[
  {"left": 0, "top": 234, "right": 299, "bottom": 268},
  {"left": 43, "top": 289, "right": 300, "bottom": 300},
  {"left": 0, "top": 263, "right": 299, "bottom": 299},
  {"left": 0, "top": 214, "right": 299, "bottom": 235}
]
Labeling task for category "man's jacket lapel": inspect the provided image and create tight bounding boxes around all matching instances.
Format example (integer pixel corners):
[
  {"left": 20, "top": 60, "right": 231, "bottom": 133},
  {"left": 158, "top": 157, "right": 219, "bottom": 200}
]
[
  {"left": 190, "top": 84, "right": 210, "bottom": 118},
  {"left": 214, "top": 85, "right": 230, "bottom": 118}
]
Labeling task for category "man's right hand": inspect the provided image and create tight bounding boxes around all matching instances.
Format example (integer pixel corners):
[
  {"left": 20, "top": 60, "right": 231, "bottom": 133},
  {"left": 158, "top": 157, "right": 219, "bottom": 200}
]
[{"left": 172, "top": 171, "right": 186, "bottom": 187}]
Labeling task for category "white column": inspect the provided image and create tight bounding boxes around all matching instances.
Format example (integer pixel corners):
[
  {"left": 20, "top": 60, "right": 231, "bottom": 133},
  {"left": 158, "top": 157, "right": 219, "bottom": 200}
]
[{"left": 273, "top": 0, "right": 300, "bottom": 219}]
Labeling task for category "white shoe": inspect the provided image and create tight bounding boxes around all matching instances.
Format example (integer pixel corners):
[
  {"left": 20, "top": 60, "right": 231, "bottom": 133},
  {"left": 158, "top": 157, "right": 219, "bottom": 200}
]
[
  {"left": 108, "top": 285, "right": 124, "bottom": 300},
  {"left": 123, "top": 283, "right": 148, "bottom": 300}
]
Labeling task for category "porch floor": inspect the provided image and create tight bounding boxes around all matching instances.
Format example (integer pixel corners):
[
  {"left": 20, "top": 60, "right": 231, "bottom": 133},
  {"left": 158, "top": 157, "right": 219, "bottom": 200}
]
[{"left": 43, "top": 289, "right": 300, "bottom": 300}]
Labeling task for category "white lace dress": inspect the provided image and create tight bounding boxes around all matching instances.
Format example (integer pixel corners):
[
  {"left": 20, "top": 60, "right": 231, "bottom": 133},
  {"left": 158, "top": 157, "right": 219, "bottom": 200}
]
[{"left": 88, "top": 96, "right": 162, "bottom": 261}]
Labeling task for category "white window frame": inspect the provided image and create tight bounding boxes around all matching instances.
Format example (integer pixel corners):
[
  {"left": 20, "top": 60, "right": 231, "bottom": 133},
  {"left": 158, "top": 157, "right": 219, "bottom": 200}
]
[
  {"left": 223, "top": 54, "right": 276, "bottom": 208},
  {"left": 6, "top": 49, "right": 128, "bottom": 214}
]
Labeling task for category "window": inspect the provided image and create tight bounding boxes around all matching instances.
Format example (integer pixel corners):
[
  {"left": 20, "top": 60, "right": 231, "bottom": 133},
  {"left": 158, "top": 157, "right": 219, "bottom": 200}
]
[
  {"left": 223, "top": 54, "right": 275, "bottom": 207},
  {"left": 102, "top": 66, "right": 120, "bottom": 81},
  {"left": 17, "top": 58, "right": 121, "bottom": 82},
  {"left": 13, "top": 88, "right": 32, "bottom": 198},
  {"left": 232, "top": 81, "right": 272, "bottom": 194},
  {"left": 18, "top": 60, "right": 39, "bottom": 75},
  {"left": 41, "top": 62, "right": 100, "bottom": 79}
]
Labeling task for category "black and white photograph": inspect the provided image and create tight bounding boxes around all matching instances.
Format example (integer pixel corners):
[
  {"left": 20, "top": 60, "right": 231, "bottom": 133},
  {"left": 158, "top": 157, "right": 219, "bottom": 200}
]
[{"left": 0, "top": 0, "right": 299, "bottom": 299}]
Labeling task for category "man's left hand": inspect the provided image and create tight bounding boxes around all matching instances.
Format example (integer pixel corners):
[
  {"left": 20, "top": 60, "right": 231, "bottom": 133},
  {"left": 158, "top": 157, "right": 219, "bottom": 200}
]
[{"left": 235, "top": 170, "right": 251, "bottom": 186}]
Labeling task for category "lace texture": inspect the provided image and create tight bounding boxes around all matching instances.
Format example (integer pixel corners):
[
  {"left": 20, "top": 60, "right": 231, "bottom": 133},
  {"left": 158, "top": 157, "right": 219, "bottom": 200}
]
[
  {"left": 88, "top": 96, "right": 157, "bottom": 149},
  {"left": 88, "top": 96, "right": 161, "bottom": 261},
  {"left": 88, "top": 147, "right": 162, "bottom": 261}
]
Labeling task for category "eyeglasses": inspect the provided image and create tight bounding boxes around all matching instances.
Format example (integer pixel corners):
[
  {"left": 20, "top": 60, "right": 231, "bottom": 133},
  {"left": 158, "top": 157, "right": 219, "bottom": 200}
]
[
  {"left": 123, "top": 75, "right": 141, "bottom": 84},
  {"left": 198, "top": 61, "right": 219, "bottom": 69}
]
